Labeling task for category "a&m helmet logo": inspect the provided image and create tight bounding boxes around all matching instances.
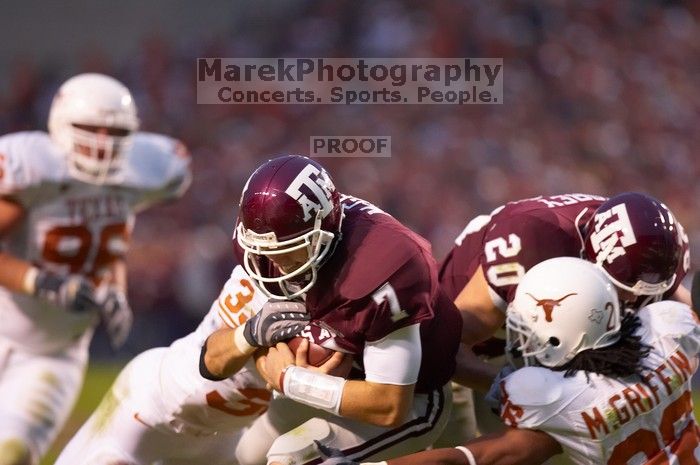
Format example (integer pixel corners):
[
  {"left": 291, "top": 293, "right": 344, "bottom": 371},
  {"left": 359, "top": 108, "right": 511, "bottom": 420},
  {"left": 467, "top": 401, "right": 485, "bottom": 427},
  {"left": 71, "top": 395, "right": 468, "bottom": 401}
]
[
  {"left": 285, "top": 164, "right": 335, "bottom": 222},
  {"left": 588, "top": 204, "right": 638, "bottom": 265}
]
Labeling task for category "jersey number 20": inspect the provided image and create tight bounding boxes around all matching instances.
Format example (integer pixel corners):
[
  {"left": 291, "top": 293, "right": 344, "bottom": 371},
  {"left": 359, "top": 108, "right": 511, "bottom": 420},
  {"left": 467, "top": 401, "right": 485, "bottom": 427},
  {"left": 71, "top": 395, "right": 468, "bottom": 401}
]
[{"left": 484, "top": 234, "right": 525, "bottom": 287}]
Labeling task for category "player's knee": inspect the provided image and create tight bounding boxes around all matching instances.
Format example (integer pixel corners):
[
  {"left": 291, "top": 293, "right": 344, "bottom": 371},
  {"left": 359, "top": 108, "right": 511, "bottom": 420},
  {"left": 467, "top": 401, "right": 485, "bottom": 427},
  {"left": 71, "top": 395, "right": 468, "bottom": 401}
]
[
  {"left": 235, "top": 412, "right": 282, "bottom": 465},
  {"left": 236, "top": 443, "right": 267, "bottom": 465},
  {"left": 0, "top": 438, "right": 33, "bottom": 465},
  {"left": 266, "top": 418, "right": 332, "bottom": 465}
]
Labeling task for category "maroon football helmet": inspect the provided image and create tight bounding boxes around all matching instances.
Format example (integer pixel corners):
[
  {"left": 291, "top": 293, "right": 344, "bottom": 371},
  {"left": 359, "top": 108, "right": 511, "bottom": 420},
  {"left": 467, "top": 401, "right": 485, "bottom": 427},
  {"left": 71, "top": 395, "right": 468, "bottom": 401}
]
[
  {"left": 583, "top": 192, "right": 684, "bottom": 298},
  {"left": 235, "top": 155, "right": 343, "bottom": 299}
]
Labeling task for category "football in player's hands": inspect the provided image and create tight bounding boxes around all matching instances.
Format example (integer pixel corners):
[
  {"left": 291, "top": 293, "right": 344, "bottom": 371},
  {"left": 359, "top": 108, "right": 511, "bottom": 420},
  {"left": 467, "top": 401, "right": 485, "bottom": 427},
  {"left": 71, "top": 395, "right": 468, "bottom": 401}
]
[{"left": 286, "top": 337, "right": 353, "bottom": 378}]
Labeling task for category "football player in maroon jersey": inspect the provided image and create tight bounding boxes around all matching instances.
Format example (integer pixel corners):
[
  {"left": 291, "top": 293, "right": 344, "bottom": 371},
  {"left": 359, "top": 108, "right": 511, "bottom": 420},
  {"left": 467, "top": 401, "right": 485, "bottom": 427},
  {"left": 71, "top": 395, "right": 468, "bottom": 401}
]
[
  {"left": 436, "top": 192, "right": 690, "bottom": 444},
  {"left": 202, "top": 155, "right": 464, "bottom": 465}
]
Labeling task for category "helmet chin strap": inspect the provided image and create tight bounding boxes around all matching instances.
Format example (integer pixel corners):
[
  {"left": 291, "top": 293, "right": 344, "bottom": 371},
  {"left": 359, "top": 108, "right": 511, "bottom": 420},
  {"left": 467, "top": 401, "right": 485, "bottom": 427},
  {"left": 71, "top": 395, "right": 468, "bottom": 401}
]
[
  {"left": 635, "top": 294, "right": 661, "bottom": 308},
  {"left": 575, "top": 207, "right": 591, "bottom": 258},
  {"left": 278, "top": 273, "right": 311, "bottom": 301}
]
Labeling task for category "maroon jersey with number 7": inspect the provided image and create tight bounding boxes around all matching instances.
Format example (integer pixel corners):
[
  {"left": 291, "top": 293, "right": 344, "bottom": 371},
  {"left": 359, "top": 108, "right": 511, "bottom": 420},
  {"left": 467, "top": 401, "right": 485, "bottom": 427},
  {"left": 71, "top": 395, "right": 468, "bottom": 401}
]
[{"left": 234, "top": 194, "right": 462, "bottom": 393}]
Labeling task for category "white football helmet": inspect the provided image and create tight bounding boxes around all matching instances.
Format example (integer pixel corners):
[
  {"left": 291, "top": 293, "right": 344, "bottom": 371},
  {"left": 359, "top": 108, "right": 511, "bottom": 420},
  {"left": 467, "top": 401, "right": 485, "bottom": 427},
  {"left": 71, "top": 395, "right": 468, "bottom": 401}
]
[
  {"left": 506, "top": 257, "right": 621, "bottom": 368},
  {"left": 48, "top": 73, "right": 139, "bottom": 184}
]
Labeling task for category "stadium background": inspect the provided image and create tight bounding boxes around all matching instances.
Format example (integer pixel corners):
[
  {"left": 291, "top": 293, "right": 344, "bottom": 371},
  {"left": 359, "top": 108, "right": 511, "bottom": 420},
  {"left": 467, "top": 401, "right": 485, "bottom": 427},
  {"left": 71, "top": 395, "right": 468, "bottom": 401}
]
[{"left": 1, "top": 0, "right": 698, "bottom": 462}]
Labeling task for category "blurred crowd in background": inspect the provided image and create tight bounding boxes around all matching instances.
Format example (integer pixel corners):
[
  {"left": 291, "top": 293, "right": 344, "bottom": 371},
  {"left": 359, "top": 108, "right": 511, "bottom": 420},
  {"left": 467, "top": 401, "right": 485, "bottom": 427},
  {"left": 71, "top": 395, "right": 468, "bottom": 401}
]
[{"left": 1, "top": 0, "right": 698, "bottom": 356}]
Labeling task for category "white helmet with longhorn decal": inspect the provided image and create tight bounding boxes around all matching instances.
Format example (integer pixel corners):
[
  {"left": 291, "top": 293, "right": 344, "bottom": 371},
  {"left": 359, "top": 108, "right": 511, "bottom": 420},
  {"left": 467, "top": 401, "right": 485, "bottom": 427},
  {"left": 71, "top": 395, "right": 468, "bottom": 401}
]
[{"left": 506, "top": 257, "right": 621, "bottom": 368}]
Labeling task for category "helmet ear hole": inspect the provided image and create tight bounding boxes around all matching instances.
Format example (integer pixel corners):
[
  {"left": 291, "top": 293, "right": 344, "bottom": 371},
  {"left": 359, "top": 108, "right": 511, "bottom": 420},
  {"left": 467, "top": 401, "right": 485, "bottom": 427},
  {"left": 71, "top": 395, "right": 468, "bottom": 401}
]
[{"left": 548, "top": 337, "right": 561, "bottom": 347}]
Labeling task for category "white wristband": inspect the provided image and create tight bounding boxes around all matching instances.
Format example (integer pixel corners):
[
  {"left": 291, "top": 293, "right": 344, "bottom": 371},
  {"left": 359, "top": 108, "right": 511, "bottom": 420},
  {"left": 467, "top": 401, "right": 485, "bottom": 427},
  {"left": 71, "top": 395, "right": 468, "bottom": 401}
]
[
  {"left": 22, "top": 266, "right": 39, "bottom": 295},
  {"left": 456, "top": 446, "right": 477, "bottom": 465},
  {"left": 233, "top": 325, "right": 255, "bottom": 356},
  {"left": 281, "top": 366, "right": 346, "bottom": 414}
]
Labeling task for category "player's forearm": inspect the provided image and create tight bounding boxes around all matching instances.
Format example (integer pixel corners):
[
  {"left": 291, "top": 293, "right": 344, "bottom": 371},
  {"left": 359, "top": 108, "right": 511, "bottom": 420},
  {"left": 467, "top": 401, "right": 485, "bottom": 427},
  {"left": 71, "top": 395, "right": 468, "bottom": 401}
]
[
  {"left": 338, "top": 380, "right": 414, "bottom": 427},
  {"left": 377, "top": 438, "right": 551, "bottom": 465},
  {"left": 0, "top": 252, "right": 38, "bottom": 294},
  {"left": 455, "top": 266, "right": 507, "bottom": 345},
  {"left": 451, "top": 343, "right": 500, "bottom": 391},
  {"left": 460, "top": 428, "right": 561, "bottom": 465},
  {"left": 364, "top": 427, "right": 560, "bottom": 465},
  {"left": 374, "top": 447, "right": 472, "bottom": 465},
  {"left": 201, "top": 327, "right": 254, "bottom": 379},
  {"left": 0, "top": 199, "right": 30, "bottom": 292},
  {"left": 672, "top": 284, "right": 692, "bottom": 306}
]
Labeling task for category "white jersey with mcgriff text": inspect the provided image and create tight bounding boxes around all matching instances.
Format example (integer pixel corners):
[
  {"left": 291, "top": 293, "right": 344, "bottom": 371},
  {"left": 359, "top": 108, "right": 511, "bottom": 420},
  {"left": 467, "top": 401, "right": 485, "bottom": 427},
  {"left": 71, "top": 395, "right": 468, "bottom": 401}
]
[{"left": 499, "top": 301, "right": 700, "bottom": 465}]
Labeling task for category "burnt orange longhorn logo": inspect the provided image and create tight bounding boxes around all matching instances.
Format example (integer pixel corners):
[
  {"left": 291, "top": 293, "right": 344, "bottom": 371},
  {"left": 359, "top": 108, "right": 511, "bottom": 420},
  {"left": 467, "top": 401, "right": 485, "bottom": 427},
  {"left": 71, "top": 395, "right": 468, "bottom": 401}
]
[{"left": 525, "top": 293, "right": 578, "bottom": 322}]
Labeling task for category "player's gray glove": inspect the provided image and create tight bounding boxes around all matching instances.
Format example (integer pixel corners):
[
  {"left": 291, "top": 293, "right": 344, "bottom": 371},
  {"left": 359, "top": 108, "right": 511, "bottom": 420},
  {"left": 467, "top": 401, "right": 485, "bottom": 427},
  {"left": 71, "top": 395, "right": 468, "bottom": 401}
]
[
  {"left": 96, "top": 287, "right": 133, "bottom": 350},
  {"left": 315, "top": 441, "right": 359, "bottom": 465},
  {"left": 484, "top": 364, "right": 517, "bottom": 413},
  {"left": 243, "top": 301, "right": 309, "bottom": 348},
  {"left": 33, "top": 269, "right": 99, "bottom": 313}
]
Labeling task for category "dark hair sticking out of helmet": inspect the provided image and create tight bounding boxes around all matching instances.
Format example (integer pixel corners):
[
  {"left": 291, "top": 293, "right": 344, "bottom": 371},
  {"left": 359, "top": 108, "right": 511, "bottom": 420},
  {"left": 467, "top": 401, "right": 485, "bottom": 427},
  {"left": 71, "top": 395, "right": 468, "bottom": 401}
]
[{"left": 556, "top": 312, "right": 651, "bottom": 380}]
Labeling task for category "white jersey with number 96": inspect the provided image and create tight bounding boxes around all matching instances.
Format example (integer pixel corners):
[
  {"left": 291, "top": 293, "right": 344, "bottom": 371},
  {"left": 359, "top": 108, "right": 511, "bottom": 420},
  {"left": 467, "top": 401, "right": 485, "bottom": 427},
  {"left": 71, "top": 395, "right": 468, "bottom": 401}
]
[{"left": 0, "top": 130, "right": 190, "bottom": 353}]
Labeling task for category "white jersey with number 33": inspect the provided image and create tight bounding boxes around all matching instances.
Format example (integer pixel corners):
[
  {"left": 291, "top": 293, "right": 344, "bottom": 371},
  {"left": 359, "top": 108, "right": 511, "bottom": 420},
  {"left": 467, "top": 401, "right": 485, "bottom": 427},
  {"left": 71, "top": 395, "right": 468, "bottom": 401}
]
[
  {"left": 500, "top": 301, "right": 700, "bottom": 465},
  {"left": 0, "top": 130, "right": 190, "bottom": 353},
  {"left": 156, "top": 265, "right": 272, "bottom": 434}
]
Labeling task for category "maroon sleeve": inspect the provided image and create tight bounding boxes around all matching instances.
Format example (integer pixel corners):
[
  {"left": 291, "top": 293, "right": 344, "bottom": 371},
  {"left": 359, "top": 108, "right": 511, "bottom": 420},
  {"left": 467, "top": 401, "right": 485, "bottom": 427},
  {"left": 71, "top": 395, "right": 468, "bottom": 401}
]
[
  {"left": 438, "top": 224, "right": 489, "bottom": 302},
  {"left": 363, "top": 251, "right": 436, "bottom": 342},
  {"left": 483, "top": 210, "right": 582, "bottom": 303}
]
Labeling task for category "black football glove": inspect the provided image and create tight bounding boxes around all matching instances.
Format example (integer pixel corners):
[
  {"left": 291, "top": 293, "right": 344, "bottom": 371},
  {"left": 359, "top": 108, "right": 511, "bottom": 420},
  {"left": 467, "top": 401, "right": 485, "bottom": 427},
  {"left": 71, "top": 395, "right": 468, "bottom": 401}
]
[
  {"left": 315, "top": 441, "right": 359, "bottom": 465},
  {"left": 33, "top": 269, "right": 99, "bottom": 313},
  {"left": 242, "top": 301, "right": 309, "bottom": 348},
  {"left": 96, "top": 287, "right": 133, "bottom": 350}
]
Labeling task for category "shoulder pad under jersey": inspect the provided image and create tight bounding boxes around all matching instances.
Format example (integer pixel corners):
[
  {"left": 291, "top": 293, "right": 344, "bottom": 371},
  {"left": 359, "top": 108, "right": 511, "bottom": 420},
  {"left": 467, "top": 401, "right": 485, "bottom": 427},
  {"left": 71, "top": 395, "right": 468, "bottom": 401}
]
[
  {"left": 500, "top": 366, "right": 587, "bottom": 429},
  {"left": 0, "top": 131, "right": 66, "bottom": 196},
  {"left": 637, "top": 301, "right": 700, "bottom": 359},
  {"left": 121, "top": 132, "right": 191, "bottom": 209},
  {"left": 216, "top": 265, "right": 270, "bottom": 329}
]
